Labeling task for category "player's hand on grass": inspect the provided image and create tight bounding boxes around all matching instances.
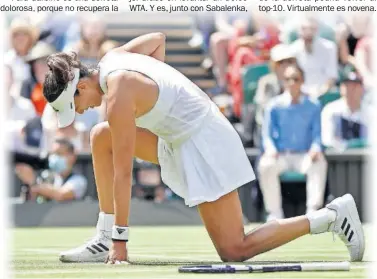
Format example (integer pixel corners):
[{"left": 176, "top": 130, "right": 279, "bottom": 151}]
[{"left": 106, "top": 241, "right": 128, "bottom": 264}]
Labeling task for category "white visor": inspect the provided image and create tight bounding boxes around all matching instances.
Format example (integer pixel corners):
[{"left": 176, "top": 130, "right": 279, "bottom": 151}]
[{"left": 49, "top": 68, "right": 80, "bottom": 128}]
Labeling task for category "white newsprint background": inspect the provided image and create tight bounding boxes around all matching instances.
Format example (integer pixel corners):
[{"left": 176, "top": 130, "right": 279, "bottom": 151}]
[
  {"left": 0, "top": 0, "right": 376, "bottom": 278},
  {"left": 0, "top": 0, "right": 375, "bottom": 14}
]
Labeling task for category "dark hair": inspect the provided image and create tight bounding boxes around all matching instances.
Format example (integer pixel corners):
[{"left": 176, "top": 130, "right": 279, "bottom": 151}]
[
  {"left": 43, "top": 52, "right": 90, "bottom": 103},
  {"left": 285, "top": 64, "right": 305, "bottom": 81},
  {"left": 55, "top": 137, "right": 75, "bottom": 154}
]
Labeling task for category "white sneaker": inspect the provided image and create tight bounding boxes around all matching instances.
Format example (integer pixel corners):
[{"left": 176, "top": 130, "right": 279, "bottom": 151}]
[
  {"left": 326, "top": 194, "right": 365, "bottom": 261},
  {"left": 59, "top": 233, "right": 111, "bottom": 263}
]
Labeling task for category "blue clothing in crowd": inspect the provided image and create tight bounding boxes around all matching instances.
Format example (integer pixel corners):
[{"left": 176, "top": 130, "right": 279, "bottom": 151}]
[{"left": 262, "top": 92, "right": 322, "bottom": 153}]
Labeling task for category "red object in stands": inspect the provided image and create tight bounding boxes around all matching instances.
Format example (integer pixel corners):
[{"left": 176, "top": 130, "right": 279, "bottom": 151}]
[{"left": 227, "top": 25, "right": 280, "bottom": 118}]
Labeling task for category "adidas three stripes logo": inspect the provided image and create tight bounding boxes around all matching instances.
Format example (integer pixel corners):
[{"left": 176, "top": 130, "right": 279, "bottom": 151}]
[
  {"left": 341, "top": 217, "right": 354, "bottom": 242},
  {"left": 86, "top": 243, "right": 109, "bottom": 254}
]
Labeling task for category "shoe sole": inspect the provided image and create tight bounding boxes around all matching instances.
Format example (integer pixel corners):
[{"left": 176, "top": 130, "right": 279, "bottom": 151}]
[
  {"left": 59, "top": 253, "right": 107, "bottom": 263},
  {"left": 329, "top": 194, "right": 365, "bottom": 261}
]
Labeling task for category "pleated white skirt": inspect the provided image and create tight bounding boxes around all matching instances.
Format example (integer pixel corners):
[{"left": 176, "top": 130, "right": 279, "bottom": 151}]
[{"left": 158, "top": 105, "right": 255, "bottom": 207}]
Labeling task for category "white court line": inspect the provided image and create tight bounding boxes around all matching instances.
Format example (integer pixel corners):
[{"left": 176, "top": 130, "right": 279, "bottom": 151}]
[
  {"left": 14, "top": 266, "right": 368, "bottom": 276},
  {"left": 18, "top": 247, "right": 350, "bottom": 255},
  {"left": 14, "top": 268, "right": 171, "bottom": 275}
]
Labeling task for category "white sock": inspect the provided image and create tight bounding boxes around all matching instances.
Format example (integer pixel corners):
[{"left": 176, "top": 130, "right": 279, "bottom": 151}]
[
  {"left": 96, "top": 212, "right": 114, "bottom": 238},
  {"left": 306, "top": 208, "right": 337, "bottom": 234}
]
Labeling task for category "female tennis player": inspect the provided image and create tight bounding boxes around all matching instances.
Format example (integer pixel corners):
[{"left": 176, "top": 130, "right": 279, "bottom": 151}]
[{"left": 43, "top": 33, "right": 364, "bottom": 263}]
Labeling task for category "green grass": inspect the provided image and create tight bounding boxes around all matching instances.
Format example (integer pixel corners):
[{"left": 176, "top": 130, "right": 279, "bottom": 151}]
[{"left": 12, "top": 225, "right": 371, "bottom": 278}]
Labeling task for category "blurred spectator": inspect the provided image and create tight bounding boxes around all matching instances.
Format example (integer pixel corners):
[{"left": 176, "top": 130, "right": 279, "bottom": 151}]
[
  {"left": 5, "top": 17, "right": 38, "bottom": 95},
  {"left": 15, "top": 138, "right": 87, "bottom": 202},
  {"left": 354, "top": 36, "right": 372, "bottom": 91},
  {"left": 66, "top": 15, "right": 113, "bottom": 66},
  {"left": 188, "top": 13, "right": 216, "bottom": 52},
  {"left": 252, "top": 44, "right": 296, "bottom": 146},
  {"left": 336, "top": 12, "right": 372, "bottom": 68},
  {"left": 291, "top": 17, "right": 337, "bottom": 97},
  {"left": 258, "top": 64, "right": 327, "bottom": 220},
  {"left": 321, "top": 68, "right": 368, "bottom": 150},
  {"left": 206, "top": 12, "right": 252, "bottom": 95},
  {"left": 20, "top": 41, "right": 56, "bottom": 116},
  {"left": 5, "top": 64, "right": 13, "bottom": 94},
  {"left": 228, "top": 12, "right": 280, "bottom": 118},
  {"left": 8, "top": 100, "right": 39, "bottom": 155},
  {"left": 8, "top": 91, "right": 36, "bottom": 123},
  {"left": 7, "top": 67, "right": 39, "bottom": 154},
  {"left": 37, "top": 13, "right": 78, "bottom": 52},
  {"left": 133, "top": 159, "right": 167, "bottom": 203},
  {"left": 41, "top": 119, "right": 90, "bottom": 153}
]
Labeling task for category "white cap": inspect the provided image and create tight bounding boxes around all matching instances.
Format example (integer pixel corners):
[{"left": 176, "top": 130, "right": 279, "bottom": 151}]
[
  {"left": 49, "top": 68, "right": 80, "bottom": 128},
  {"left": 270, "top": 44, "right": 295, "bottom": 62}
]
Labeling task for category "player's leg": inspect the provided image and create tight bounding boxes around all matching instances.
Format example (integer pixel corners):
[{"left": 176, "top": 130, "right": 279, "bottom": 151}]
[
  {"left": 59, "top": 122, "right": 158, "bottom": 262},
  {"left": 198, "top": 190, "right": 364, "bottom": 262},
  {"left": 198, "top": 190, "right": 309, "bottom": 262}
]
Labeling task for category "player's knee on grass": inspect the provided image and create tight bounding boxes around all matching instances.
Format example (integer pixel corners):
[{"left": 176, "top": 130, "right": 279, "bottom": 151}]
[
  {"left": 90, "top": 122, "right": 111, "bottom": 150},
  {"left": 217, "top": 243, "right": 250, "bottom": 263}
]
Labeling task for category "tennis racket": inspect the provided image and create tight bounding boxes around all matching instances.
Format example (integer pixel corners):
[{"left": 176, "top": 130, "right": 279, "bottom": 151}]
[{"left": 178, "top": 261, "right": 350, "bottom": 273}]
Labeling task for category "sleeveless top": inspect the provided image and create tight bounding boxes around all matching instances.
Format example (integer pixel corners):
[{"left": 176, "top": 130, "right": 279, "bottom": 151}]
[{"left": 98, "top": 51, "right": 212, "bottom": 144}]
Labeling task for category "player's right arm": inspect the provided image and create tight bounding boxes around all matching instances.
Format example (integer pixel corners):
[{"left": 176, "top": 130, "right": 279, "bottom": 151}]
[{"left": 116, "top": 32, "right": 166, "bottom": 62}]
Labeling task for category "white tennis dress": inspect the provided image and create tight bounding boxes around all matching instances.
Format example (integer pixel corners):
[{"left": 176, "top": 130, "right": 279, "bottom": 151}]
[{"left": 98, "top": 51, "right": 255, "bottom": 207}]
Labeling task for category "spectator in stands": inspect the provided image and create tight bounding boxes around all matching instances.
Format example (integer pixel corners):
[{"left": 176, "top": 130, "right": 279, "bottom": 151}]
[
  {"left": 41, "top": 117, "right": 90, "bottom": 153},
  {"left": 258, "top": 64, "right": 327, "bottom": 221},
  {"left": 336, "top": 12, "right": 372, "bottom": 69},
  {"left": 189, "top": 13, "right": 216, "bottom": 52},
  {"left": 134, "top": 159, "right": 166, "bottom": 203},
  {"left": 8, "top": 88, "right": 36, "bottom": 123},
  {"left": 15, "top": 138, "right": 87, "bottom": 202},
  {"left": 7, "top": 89, "right": 39, "bottom": 154},
  {"left": 20, "top": 41, "right": 56, "bottom": 116},
  {"left": 5, "top": 17, "right": 38, "bottom": 95},
  {"left": 228, "top": 12, "right": 280, "bottom": 118},
  {"left": 291, "top": 17, "right": 337, "bottom": 98},
  {"left": 354, "top": 36, "right": 372, "bottom": 91},
  {"left": 206, "top": 12, "right": 251, "bottom": 95},
  {"left": 252, "top": 44, "right": 296, "bottom": 146},
  {"left": 37, "top": 13, "right": 78, "bottom": 52},
  {"left": 321, "top": 68, "right": 368, "bottom": 150},
  {"left": 66, "top": 15, "right": 113, "bottom": 66}
]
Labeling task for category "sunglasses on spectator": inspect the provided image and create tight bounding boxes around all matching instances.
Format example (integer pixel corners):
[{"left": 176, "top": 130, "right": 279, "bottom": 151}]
[
  {"left": 277, "top": 59, "right": 295, "bottom": 65},
  {"left": 284, "top": 76, "right": 301, "bottom": 82}
]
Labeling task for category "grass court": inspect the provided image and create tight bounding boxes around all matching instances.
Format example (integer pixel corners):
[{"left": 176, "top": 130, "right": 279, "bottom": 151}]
[{"left": 12, "top": 225, "right": 370, "bottom": 278}]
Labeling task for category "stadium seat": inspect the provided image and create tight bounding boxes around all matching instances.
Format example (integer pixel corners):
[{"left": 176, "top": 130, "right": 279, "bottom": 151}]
[
  {"left": 346, "top": 138, "right": 368, "bottom": 149},
  {"left": 319, "top": 90, "right": 341, "bottom": 108},
  {"left": 279, "top": 171, "right": 306, "bottom": 183},
  {"left": 242, "top": 63, "right": 270, "bottom": 104}
]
